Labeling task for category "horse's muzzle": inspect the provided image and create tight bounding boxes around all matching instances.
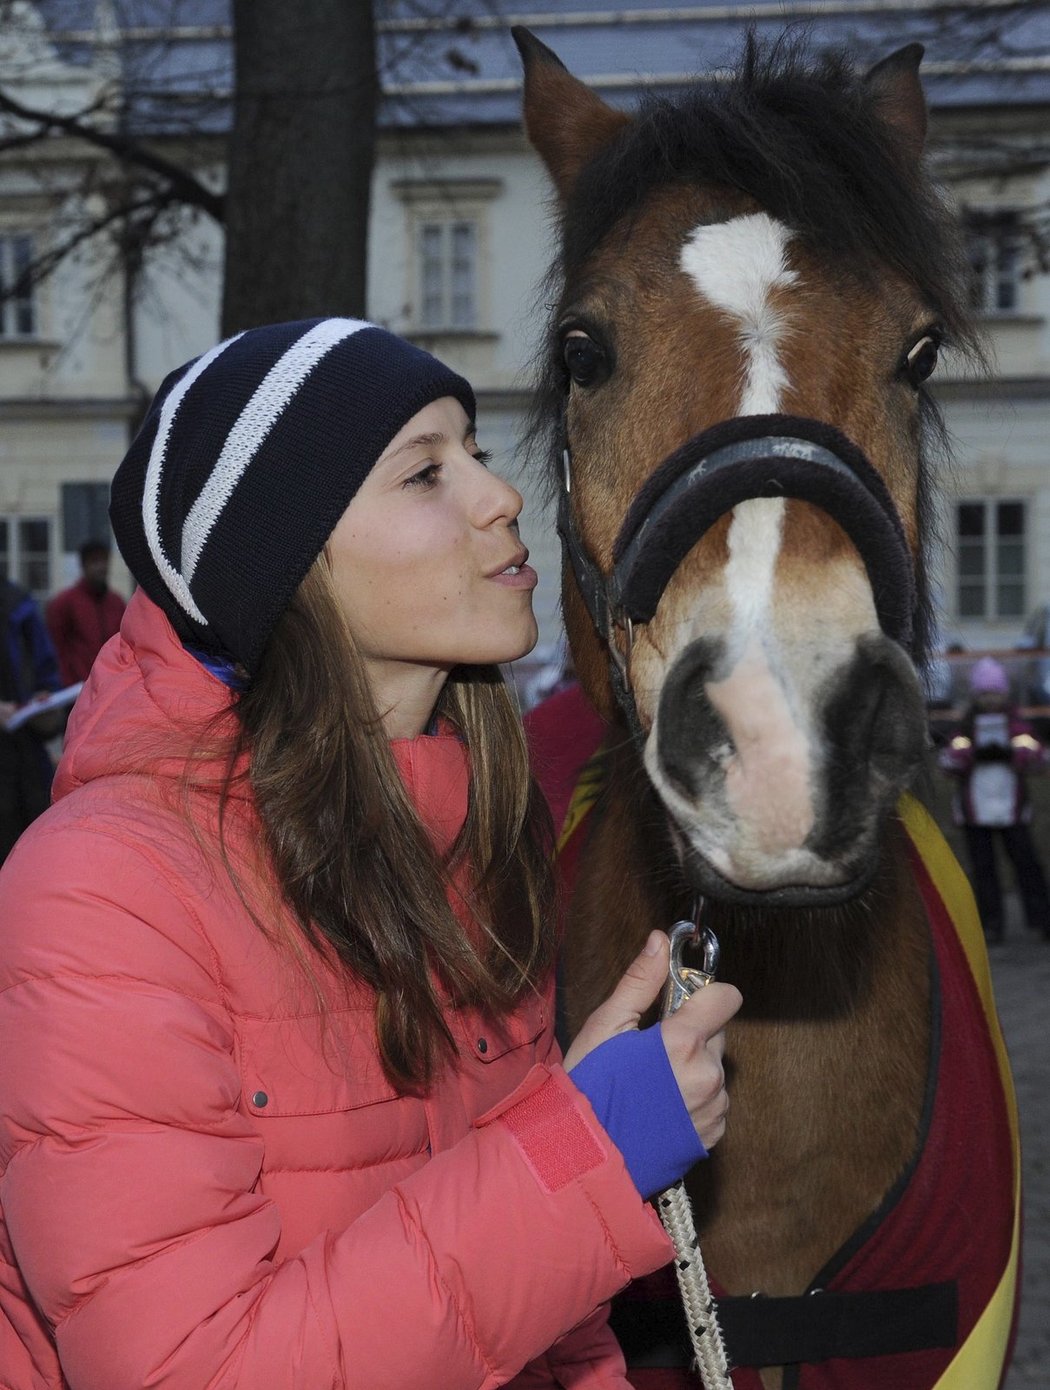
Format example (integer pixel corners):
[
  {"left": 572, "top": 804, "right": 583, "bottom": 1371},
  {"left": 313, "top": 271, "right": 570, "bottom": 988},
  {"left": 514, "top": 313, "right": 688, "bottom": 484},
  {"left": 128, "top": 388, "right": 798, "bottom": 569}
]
[{"left": 654, "top": 632, "right": 927, "bottom": 908}]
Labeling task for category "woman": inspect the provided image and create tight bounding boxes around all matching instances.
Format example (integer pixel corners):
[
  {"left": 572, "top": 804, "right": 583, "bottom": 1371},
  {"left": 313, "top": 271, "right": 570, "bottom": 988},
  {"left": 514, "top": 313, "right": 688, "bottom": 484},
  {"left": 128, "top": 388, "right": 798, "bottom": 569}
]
[
  {"left": 939, "top": 654, "right": 1050, "bottom": 942},
  {"left": 0, "top": 319, "right": 740, "bottom": 1389}
]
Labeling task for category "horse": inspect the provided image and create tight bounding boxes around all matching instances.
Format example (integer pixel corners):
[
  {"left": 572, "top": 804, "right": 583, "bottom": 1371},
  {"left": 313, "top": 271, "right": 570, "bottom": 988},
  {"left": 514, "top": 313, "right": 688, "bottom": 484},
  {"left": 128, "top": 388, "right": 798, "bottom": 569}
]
[{"left": 516, "top": 28, "right": 1020, "bottom": 1390}]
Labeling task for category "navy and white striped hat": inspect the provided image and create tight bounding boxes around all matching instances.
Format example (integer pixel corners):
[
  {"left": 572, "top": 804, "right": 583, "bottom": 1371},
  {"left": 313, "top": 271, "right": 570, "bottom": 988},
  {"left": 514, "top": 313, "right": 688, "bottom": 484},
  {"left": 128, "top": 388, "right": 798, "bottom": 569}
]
[{"left": 110, "top": 318, "right": 475, "bottom": 674}]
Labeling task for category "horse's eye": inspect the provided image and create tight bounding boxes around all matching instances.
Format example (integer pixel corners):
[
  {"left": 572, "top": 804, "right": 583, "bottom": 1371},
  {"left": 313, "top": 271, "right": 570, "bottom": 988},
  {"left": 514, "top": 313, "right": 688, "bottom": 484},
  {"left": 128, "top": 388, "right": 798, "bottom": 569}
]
[
  {"left": 903, "top": 333, "right": 940, "bottom": 388},
  {"left": 562, "top": 333, "right": 609, "bottom": 388}
]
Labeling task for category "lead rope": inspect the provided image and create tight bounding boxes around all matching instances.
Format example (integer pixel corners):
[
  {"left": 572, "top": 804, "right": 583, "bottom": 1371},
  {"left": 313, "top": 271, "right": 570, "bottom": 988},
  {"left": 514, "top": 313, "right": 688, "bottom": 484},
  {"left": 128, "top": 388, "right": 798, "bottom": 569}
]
[{"left": 657, "top": 917, "right": 734, "bottom": 1389}]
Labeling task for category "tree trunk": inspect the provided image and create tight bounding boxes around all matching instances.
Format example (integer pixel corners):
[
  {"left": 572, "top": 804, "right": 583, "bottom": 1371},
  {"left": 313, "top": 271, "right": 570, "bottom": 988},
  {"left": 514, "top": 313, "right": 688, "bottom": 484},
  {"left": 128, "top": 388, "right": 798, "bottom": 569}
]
[{"left": 222, "top": 0, "right": 377, "bottom": 334}]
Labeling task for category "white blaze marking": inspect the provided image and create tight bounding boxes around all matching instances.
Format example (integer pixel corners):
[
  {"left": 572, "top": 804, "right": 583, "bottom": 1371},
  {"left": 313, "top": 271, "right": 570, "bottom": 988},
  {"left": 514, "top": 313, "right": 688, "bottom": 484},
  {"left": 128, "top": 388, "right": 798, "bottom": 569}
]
[
  {"left": 724, "top": 495, "right": 783, "bottom": 632},
  {"left": 675, "top": 213, "right": 814, "bottom": 859},
  {"left": 680, "top": 212, "right": 799, "bottom": 643},
  {"left": 680, "top": 211, "right": 798, "bottom": 415}
]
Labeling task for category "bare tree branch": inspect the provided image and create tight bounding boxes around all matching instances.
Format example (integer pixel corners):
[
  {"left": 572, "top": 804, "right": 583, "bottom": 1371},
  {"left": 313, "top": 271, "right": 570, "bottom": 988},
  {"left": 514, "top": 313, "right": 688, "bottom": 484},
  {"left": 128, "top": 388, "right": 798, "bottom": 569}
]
[{"left": 0, "top": 82, "right": 224, "bottom": 220}]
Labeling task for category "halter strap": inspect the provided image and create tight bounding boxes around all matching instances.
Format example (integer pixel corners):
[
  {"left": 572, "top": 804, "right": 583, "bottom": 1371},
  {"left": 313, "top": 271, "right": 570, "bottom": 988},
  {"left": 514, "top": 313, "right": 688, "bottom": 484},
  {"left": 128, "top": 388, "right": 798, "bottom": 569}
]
[{"left": 557, "top": 411, "right": 918, "bottom": 739}]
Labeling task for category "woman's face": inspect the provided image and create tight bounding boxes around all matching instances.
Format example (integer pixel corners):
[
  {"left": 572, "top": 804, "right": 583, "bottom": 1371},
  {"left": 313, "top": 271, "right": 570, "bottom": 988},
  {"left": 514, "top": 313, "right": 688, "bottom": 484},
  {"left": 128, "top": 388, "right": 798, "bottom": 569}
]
[{"left": 328, "top": 395, "right": 539, "bottom": 701}]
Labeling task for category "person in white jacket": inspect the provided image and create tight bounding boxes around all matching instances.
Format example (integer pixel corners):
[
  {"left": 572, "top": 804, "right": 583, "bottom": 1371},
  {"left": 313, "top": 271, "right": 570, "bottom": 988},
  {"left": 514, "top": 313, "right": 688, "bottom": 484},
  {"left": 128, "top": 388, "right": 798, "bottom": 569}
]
[{"left": 939, "top": 655, "right": 1050, "bottom": 942}]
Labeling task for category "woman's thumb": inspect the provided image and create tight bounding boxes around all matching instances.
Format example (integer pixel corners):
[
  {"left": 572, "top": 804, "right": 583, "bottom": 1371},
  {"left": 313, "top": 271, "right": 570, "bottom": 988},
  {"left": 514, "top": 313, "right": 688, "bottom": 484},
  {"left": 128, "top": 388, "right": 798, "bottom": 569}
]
[
  {"left": 563, "top": 931, "right": 670, "bottom": 1071},
  {"left": 604, "top": 930, "right": 669, "bottom": 1030}
]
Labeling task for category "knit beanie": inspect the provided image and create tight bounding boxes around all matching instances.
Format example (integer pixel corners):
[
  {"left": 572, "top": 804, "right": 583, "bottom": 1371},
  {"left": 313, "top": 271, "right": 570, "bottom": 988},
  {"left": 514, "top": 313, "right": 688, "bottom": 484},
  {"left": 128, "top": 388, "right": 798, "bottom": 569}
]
[
  {"left": 110, "top": 317, "right": 476, "bottom": 673},
  {"left": 969, "top": 656, "right": 1010, "bottom": 697}
]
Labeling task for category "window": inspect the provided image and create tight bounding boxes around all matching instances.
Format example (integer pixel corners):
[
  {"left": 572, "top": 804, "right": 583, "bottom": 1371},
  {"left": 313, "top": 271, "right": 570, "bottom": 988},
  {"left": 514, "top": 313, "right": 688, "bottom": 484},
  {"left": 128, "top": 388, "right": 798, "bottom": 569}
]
[
  {"left": 0, "top": 517, "right": 52, "bottom": 599},
  {"left": 966, "top": 211, "right": 1023, "bottom": 315},
  {"left": 392, "top": 179, "right": 500, "bottom": 336},
  {"left": 956, "top": 499, "right": 1025, "bottom": 620},
  {"left": 0, "top": 233, "right": 36, "bottom": 338},
  {"left": 61, "top": 482, "right": 112, "bottom": 554},
  {"left": 418, "top": 218, "right": 478, "bottom": 331}
]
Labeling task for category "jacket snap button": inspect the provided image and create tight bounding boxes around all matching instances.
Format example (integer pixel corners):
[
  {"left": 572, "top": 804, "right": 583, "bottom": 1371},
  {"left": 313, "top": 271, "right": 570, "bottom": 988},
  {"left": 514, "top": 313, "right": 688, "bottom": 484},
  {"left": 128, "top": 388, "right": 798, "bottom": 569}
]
[
  {"left": 251, "top": 1090, "right": 269, "bottom": 1108},
  {"left": 476, "top": 1038, "right": 488, "bottom": 1054}
]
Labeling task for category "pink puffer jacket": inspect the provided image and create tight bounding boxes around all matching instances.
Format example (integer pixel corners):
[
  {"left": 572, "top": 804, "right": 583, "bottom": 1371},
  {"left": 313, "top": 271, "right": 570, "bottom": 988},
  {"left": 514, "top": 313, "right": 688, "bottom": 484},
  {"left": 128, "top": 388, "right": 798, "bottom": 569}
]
[{"left": 0, "top": 591, "right": 671, "bottom": 1390}]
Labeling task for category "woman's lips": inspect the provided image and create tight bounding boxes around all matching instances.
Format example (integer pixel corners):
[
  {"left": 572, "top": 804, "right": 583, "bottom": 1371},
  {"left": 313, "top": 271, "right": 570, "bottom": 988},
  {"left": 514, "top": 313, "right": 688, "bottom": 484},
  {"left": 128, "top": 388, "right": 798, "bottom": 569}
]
[{"left": 489, "top": 563, "right": 538, "bottom": 589}]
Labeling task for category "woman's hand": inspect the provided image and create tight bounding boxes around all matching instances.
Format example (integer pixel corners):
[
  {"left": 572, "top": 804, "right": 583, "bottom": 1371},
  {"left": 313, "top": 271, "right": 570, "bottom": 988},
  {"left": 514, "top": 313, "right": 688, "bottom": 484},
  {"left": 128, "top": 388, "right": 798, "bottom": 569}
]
[{"left": 564, "top": 930, "right": 742, "bottom": 1153}]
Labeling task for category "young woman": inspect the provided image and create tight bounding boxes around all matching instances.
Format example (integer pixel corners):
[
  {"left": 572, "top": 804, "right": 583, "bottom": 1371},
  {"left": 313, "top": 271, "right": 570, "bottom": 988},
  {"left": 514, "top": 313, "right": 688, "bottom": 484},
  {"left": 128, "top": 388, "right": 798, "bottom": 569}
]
[{"left": 0, "top": 318, "right": 740, "bottom": 1390}]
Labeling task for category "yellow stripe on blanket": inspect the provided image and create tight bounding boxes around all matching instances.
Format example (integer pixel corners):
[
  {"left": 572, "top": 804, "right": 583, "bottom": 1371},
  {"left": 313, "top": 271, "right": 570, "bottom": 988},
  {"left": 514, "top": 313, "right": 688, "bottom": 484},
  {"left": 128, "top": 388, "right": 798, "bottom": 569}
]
[{"left": 899, "top": 794, "right": 1021, "bottom": 1390}]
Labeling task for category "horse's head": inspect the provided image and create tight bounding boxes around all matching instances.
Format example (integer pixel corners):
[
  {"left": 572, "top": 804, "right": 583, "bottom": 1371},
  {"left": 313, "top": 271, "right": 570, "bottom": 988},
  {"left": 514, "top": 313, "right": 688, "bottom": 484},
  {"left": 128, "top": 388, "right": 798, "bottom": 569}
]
[{"left": 518, "top": 30, "right": 978, "bottom": 906}]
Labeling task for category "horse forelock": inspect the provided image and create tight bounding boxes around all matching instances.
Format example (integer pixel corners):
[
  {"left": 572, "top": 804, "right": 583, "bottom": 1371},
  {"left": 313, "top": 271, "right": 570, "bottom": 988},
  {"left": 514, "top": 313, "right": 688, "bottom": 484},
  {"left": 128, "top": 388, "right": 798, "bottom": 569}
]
[{"left": 563, "top": 37, "right": 974, "bottom": 343}]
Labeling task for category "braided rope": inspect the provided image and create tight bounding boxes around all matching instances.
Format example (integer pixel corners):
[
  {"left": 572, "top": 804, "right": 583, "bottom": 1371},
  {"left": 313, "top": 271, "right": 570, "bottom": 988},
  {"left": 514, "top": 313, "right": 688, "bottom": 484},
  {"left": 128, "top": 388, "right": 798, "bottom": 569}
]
[
  {"left": 656, "top": 1178, "right": 733, "bottom": 1387},
  {"left": 658, "top": 918, "right": 733, "bottom": 1388}
]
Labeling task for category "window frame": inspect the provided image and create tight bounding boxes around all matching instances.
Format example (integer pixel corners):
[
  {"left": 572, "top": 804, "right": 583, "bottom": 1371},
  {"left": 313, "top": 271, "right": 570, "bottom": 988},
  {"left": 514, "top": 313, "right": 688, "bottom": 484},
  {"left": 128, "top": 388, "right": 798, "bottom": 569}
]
[
  {"left": 392, "top": 179, "right": 502, "bottom": 338},
  {"left": 964, "top": 208, "right": 1025, "bottom": 317},
  {"left": 416, "top": 215, "right": 479, "bottom": 332},
  {"left": 0, "top": 515, "right": 54, "bottom": 602},
  {"left": 0, "top": 230, "right": 38, "bottom": 340},
  {"left": 954, "top": 497, "right": 1027, "bottom": 622}
]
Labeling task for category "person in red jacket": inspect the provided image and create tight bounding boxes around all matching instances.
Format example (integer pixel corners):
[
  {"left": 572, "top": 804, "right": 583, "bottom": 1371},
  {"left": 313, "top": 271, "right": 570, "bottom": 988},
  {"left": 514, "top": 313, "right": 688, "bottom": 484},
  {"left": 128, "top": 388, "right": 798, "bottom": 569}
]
[
  {"left": 45, "top": 539, "right": 126, "bottom": 683},
  {"left": 0, "top": 319, "right": 740, "bottom": 1390}
]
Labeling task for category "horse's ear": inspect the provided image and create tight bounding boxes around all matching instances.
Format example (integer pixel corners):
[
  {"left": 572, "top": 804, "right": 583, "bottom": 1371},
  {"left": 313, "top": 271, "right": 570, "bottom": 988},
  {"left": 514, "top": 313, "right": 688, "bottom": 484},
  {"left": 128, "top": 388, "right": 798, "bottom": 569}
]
[
  {"left": 513, "top": 27, "right": 630, "bottom": 200},
  {"left": 865, "top": 43, "right": 928, "bottom": 164}
]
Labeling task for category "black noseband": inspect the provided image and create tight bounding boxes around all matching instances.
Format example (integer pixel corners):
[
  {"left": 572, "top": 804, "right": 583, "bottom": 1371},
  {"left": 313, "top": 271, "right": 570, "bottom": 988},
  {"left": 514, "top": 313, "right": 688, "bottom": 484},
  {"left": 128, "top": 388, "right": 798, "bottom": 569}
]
[{"left": 558, "top": 412, "right": 917, "bottom": 733}]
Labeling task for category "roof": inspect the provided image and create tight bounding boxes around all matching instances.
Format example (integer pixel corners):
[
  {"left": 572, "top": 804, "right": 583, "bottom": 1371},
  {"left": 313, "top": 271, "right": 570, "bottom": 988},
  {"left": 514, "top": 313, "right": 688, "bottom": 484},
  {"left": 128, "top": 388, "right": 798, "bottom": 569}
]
[{"left": 24, "top": 0, "right": 1050, "bottom": 137}]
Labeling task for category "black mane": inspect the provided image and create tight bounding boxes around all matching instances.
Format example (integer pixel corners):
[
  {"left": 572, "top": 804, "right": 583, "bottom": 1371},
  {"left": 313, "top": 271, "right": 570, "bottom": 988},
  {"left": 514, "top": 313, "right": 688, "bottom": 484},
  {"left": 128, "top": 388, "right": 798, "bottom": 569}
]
[{"left": 524, "top": 35, "right": 982, "bottom": 665}]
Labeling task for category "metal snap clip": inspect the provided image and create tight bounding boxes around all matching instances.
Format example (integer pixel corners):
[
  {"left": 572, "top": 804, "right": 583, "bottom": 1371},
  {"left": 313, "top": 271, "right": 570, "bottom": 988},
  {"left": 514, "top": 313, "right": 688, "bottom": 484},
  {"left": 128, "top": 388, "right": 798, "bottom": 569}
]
[{"left": 663, "top": 919, "right": 720, "bottom": 1017}]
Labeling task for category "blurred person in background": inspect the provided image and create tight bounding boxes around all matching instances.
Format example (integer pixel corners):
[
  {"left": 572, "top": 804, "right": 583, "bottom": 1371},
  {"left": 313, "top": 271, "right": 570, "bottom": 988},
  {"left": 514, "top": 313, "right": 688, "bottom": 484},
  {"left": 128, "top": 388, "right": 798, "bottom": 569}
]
[
  {"left": 939, "top": 655, "right": 1050, "bottom": 942},
  {"left": 46, "top": 539, "right": 126, "bottom": 685},
  {"left": 0, "top": 577, "right": 63, "bottom": 861}
]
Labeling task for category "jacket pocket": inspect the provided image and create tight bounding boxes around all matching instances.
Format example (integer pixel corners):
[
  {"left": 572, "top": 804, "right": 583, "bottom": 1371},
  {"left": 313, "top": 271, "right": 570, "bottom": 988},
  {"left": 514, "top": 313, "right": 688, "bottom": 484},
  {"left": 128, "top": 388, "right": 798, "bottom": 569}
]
[
  {"left": 235, "top": 1009, "right": 428, "bottom": 1241},
  {"left": 237, "top": 1009, "right": 400, "bottom": 1117},
  {"left": 456, "top": 991, "right": 550, "bottom": 1066}
]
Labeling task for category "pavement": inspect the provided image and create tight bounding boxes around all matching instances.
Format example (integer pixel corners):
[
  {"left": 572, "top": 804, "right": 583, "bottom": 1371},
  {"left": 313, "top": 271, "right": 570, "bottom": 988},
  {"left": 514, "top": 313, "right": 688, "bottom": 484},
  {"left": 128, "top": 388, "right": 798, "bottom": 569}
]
[{"left": 989, "top": 902, "right": 1050, "bottom": 1387}]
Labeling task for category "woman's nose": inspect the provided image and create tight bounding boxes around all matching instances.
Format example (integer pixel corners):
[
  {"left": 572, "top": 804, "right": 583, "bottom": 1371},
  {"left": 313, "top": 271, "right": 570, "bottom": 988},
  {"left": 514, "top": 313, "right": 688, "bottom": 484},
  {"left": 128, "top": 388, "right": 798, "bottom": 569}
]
[{"left": 475, "top": 464, "right": 524, "bottom": 527}]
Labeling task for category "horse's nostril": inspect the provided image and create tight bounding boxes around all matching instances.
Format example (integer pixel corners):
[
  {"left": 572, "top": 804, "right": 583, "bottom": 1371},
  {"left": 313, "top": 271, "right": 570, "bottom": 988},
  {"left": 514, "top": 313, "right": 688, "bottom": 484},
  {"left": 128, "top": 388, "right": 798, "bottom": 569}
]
[
  {"left": 706, "top": 738, "right": 736, "bottom": 769},
  {"left": 809, "top": 637, "right": 926, "bottom": 864},
  {"left": 656, "top": 636, "right": 730, "bottom": 797},
  {"left": 830, "top": 636, "right": 925, "bottom": 775}
]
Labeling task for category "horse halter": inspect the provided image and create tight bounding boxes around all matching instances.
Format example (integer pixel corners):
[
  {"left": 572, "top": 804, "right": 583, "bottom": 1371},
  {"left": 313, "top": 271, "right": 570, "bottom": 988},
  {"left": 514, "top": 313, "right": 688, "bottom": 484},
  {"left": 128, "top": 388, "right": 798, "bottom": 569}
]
[{"left": 557, "top": 411, "right": 918, "bottom": 735}]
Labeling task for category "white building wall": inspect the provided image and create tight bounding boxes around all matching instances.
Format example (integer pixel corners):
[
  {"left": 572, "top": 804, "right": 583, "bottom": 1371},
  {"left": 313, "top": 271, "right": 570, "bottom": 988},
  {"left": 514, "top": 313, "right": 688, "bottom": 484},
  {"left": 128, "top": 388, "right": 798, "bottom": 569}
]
[
  {"left": 131, "top": 208, "right": 224, "bottom": 392},
  {"left": 931, "top": 154, "right": 1050, "bottom": 652},
  {"left": 369, "top": 134, "right": 566, "bottom": 660},
  {"left": 939, "top": 394, "right": 1050, "bottom": 646},
  {"left": 3, "top": 17, "right": 1050, "bottom": 669}
]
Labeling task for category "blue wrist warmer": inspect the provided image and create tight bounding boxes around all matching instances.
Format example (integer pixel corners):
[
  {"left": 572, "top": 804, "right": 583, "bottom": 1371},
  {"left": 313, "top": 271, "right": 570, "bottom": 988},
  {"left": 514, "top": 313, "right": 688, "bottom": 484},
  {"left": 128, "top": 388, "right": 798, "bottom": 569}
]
[{"left": 568, "top": 1023, "right": 708, "bottom": 1199}]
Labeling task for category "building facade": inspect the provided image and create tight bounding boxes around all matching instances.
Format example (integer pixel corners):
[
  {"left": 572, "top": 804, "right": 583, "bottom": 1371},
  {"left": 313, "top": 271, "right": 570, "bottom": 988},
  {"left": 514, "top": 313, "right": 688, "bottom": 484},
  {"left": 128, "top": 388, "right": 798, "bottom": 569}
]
[{"left": 1, "top": 0, "right": 1049, "bottom": 676}]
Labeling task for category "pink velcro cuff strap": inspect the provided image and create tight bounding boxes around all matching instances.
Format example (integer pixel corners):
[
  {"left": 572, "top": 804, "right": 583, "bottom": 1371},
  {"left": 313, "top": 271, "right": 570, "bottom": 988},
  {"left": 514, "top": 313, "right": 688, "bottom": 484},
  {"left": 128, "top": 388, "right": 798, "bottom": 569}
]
[{"left": 477, "top": 1065, "right": 607, "bottom": 1194}]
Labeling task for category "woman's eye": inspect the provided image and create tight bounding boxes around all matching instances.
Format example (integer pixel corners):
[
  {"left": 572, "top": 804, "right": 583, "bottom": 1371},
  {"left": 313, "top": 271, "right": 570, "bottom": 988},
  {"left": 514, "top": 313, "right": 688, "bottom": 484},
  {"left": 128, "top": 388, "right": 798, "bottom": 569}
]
[
  {"left": 903, "top": 333, "right": 940, "bottom": 389},
  {"left": 403, "top": 462, "right": 442, "bottom": 489},
  {"left": 472, "top": 449, "right": 493, "bottom": 467},
  {"left": 562, "top": 332, "right": 609, "bottom": 388}
]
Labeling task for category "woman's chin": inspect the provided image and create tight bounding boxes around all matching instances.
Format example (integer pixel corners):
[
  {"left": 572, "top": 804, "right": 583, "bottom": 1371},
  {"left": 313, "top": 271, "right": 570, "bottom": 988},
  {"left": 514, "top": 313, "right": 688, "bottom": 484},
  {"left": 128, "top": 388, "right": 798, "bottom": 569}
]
[{"left": 493, "top": 621, "right": 540, "bottom": 667}]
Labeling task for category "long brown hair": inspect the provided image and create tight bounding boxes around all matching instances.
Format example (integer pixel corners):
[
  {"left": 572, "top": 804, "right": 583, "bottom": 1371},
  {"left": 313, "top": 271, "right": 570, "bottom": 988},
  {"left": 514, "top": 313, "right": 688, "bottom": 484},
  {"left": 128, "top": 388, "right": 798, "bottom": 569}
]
[{"left": 222, "top": 559, "right": 556, "bottom": 1092}]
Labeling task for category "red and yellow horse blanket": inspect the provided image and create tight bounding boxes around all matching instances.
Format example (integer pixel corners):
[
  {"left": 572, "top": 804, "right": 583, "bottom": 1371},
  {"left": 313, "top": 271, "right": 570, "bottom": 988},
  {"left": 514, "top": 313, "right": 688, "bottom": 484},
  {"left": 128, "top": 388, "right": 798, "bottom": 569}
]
[{"left": 526, "top": 685, "right": 1021, "bottom": 1390}]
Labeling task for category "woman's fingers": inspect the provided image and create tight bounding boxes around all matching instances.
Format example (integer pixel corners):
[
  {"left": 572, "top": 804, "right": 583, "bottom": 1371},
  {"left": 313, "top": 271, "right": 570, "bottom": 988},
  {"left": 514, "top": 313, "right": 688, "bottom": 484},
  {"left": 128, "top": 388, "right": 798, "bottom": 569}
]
[
  {"left": 562, "top": 930, "right": 669, "bottom": 1070},
  {"left": 660, "top": 982, "right": 742, "bottom": 1150},
  {"left": 563, "top": 936, "right": 743, "bottom": 1155}
]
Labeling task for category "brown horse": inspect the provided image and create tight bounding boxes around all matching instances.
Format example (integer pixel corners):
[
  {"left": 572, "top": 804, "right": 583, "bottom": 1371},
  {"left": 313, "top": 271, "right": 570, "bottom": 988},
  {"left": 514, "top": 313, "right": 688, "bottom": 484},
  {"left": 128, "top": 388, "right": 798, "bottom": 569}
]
[{"left": 517, "top": 28, "right": 1018, "bottom": 1390}]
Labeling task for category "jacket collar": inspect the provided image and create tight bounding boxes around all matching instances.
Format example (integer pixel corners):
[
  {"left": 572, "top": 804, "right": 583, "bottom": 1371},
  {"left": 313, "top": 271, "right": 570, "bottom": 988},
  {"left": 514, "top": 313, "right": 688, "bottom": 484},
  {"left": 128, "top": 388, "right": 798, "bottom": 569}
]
[{"left": 55, "top": 590, "right": 470, "bottom": 848}]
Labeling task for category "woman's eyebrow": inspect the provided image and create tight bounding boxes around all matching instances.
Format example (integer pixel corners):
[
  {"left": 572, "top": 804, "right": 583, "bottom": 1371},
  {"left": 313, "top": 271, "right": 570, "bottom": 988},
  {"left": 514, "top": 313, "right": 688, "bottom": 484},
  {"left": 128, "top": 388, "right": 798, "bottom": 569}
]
[{"left": 384, "top": 430, "right": 448, "bottom": 462}]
